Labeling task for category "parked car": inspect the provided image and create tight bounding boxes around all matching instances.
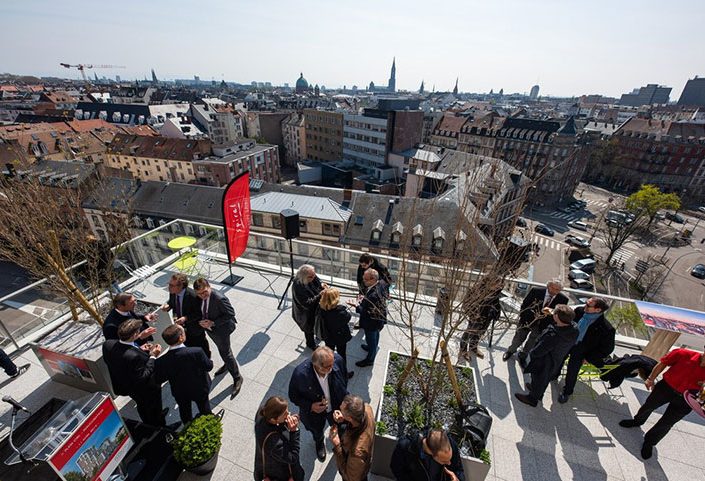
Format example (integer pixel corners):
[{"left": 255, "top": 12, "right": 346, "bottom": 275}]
[
  {"left": 570, "top": 278, "right": 595, "bottom": 290},
  {"left": 565, "top": 234, "right": 590, "bottom": 248},
  {"left": 698, "top": 206, "right": 705, "bottom": 214},
  {"left": 570, "top": 258, "right": 596, "bottom": 273},
  {"left": 568, "top": 248, "right": 594, "bottom": 263},
  {"left": 569, "top": 269, "right": 591, "bottom": 280},
  {"left": 655, "top": 211, "right": 666, "bottom": 220},
  {"left": 516, "top": 217, "right": 527, "bottom": 228},
  {"left": 691, "top": 264, "right": 705, "bottom": 279},
  {"left": 666, "top": 212, "right": 685, "bottom": 223},
  {"left": 534, "top": 223, "right": 554, "bottom": 236},
  {"left": 568, "top": 220, "right": 589, "bottom": 231}
]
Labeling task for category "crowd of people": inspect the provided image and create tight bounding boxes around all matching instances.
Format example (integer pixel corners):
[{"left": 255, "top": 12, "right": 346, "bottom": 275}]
[{"left": 92, "top": 255, "right": 705, "bottom": 478}]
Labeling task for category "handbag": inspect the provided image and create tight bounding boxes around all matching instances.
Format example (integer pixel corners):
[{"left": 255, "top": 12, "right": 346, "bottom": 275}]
[{"left": 261, "top": 431, "right": 294, "bottom": 481}]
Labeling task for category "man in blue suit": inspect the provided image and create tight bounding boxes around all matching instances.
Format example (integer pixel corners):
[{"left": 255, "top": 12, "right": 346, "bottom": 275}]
[
  {"left": 288, "top": 346, "right": 349, "bottom": 462},
  {"left": 155, "top": 324, "right": 213, "bottom": 424}
]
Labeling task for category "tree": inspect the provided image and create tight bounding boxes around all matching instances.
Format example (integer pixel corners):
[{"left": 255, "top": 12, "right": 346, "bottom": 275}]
[
  {"left": 595, "top": 201, "right": 647, "bottom": 265},
  {"left": 0, "top": 169, "right": 133, "bottom": 325},
  {"left": 626, "top": 184, "right": 680, "bottom": 228}
]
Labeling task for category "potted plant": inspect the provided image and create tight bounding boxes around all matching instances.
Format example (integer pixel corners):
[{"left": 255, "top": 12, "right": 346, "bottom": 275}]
[{"left": 172, "top": 412, "right": 224, "bottom": 475}]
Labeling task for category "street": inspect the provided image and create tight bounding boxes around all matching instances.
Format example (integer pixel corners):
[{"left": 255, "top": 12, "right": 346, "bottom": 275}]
[{"left": 520, "top": 183, "right": 705, "bottom": 310}]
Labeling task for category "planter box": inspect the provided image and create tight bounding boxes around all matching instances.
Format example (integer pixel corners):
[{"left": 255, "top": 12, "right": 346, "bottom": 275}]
[{"left": 371, "top": 350, "right": 491, "bottom": 481}]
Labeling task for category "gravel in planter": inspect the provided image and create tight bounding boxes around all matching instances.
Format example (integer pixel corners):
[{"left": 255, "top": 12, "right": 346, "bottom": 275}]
[{"left": 379, "top": 352, "right": 477, "bottom": 442}]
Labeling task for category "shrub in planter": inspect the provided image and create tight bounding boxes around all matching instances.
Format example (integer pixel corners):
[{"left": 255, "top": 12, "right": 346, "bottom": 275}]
[{"left": 172, "top": 413, "right": 223, "bottom": 474}]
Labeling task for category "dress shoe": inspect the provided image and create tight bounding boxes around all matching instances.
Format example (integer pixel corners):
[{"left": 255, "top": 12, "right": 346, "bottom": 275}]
[
  {"left": 361, "top": 344, "right": 369, "bottom": 351},
  {"left": 514, "top": 392, "right": 538, "bottom": 407},
  {"left": 557, "top": 393, "right": 569, "bottom": 404},
  {"left": 347, "top": 371, "right": 355, "bottom": 379},
  {"left": 502, "top": 351, "right": 513, "bottom": 362},
  {"left": 640, "top": 442, "right": 654, "bottom": 460},
  {"left": 214, "top": 365, "right": 228, "bottom": 376},
  {"left": 472, "top": 349, "right": 484, "bottom": 359},
  {"left": 355, "top": 359, "right": 374, "bottom": 367},
  {"left": 231, "top": 377, "right": 243, "bottom": 399},
  {"left": 315, "top": 440, "right": 326, "bottom": 462},
  {"left": 619, "top": 419, "right": 641, "bottom": 428}
]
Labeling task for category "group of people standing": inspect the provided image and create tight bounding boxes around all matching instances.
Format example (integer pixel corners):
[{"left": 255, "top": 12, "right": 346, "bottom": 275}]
[
  {"left": 255, "top": 346, "right": 465, "bottom": 481},
  {"left": 101, "top": 274, "right": 243, "bottom": 428},
  {"left": 290, "top": 254, "right": 391, "bottom": 376}
]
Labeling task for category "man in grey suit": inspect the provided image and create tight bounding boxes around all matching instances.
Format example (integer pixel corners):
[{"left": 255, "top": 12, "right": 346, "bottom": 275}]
[{"left": 193, "top": 277, "right": 243, "bottom": 399}]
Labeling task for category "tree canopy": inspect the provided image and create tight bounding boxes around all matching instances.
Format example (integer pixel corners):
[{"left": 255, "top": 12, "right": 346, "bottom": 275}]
[{"left": 626, "top": 184, "right": 681, "bottom": 225}]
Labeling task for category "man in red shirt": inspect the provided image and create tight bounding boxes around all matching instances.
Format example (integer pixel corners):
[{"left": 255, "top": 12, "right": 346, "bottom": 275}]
[{"left": 619, "top": 347, "right": 705, "bottom": 459}]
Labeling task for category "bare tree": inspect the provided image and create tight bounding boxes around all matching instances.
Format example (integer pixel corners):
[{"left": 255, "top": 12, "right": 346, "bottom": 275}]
[
  {"left": 594, "top": 201, "right": 646, "bottom": 265},
  {"left": 0, "top": 170, "right": 133, "bottom": 325}
]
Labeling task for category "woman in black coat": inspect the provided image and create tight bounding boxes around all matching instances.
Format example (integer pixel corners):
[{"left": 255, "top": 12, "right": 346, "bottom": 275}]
[
  {"left": 254, "top": 396, "right": 304, "bottom": 481},
  {"left": 291, "top": 265, "right": 326, "bottom": 350},
  {"left": 317, "top": 287, "right": 354, "bottom": 378}
]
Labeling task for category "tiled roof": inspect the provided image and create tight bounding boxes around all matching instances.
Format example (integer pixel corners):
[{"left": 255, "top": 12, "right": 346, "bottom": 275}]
[{"left": 108, "top": 133, "right": 211, "bottom": 161}]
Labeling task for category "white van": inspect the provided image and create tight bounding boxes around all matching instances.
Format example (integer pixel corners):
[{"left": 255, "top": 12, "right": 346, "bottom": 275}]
[
  {"left": 568, "top": 220, "right": 589, "bottom": 231},
  {"left": 569, "top": 258, "right": 596, "bottom": 273}
]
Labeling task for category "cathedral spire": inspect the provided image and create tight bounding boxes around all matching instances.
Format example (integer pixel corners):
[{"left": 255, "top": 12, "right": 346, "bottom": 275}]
[
  {"left": 419, "top": 79, "right": 425, "bottom": 94},
  {"left": 388, "top": 57, "right": 396, "bottom": 92},
  {"left": 453, "top": 77, "right": 458, "bottom": 95}
]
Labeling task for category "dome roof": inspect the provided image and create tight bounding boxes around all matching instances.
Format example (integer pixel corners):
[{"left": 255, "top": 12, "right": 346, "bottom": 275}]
[{"left": 296, "top": 73, "right": 309, "bottom": 89}]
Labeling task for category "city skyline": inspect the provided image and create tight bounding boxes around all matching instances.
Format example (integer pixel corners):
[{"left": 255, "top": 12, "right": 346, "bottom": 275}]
[{"left": 2, "top": 0, "right": 704, "bottom": 98}]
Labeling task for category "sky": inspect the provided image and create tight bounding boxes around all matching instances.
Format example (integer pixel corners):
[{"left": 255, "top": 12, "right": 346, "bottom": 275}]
[{"left": 1, "top": 0, "right": 704, "bottom": 98}]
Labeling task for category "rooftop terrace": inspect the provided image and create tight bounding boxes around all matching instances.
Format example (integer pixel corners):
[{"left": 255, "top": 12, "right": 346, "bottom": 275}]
[{"left": 1, "top": 220, "right": 703, "bottom": 481}]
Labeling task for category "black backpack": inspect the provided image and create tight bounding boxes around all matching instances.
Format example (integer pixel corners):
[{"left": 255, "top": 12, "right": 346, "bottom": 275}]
[{"left": 451, "top": 402, "right": 492, "bottom": 457}]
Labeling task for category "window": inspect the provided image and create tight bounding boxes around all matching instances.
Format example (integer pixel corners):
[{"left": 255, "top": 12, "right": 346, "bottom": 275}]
[
  {"left": 391, "top": 232, "right": 400, "bottom": 244},
  {"left": 252, "top": 213, "right": 264, "bottom": 226},
  {"left": 412, "top": 235, "right": 422, "bottom": 247},
  {"left": 299, "top": 220, "right": 308, "bottom": 232},
  {"left": 371, "top": 230, "right": 381, "bottom": 241},
  {"left": 272, "top": 215, "right": 281, "bottom": 229}
]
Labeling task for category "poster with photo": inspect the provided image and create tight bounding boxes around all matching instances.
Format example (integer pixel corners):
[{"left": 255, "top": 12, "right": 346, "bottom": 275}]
[
  {"left": 635, "top": 300, "right": 705, "bottom": 337},
  {"left": 37, "top": 347, "right": 97, "bottom": 384},
  {"left": 47, "top": 397, "right": 133, "bottom": 481}
]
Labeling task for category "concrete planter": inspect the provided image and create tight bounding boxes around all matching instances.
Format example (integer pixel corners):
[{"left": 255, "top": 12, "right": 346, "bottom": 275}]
[{"left": 371, "top": 350, "right": 491, "bottom": 481}]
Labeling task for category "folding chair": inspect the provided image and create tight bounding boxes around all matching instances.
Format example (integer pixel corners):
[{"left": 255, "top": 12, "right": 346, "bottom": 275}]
[{"left": 576, "top": 362, "right": 623, "bottom": 400}]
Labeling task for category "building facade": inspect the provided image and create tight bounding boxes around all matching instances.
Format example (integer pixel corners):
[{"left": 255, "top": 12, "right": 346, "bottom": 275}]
[
  {"left": 304, "top": 109, "right": 344, "bottom": 162},
  {"left": 677, "top": 76, "right": 705, "bottom": 107},
  {"left": 281, "top": 112, "right": 306, "bottom": 166}
]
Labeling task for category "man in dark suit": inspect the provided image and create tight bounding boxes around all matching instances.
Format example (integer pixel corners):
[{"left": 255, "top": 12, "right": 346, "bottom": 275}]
[
  {"left": 103, "top": 293, "right": 156, "bottom": 345},
  {"left": 348, "top": 268, "right": 388, "bottom": 368},
  {"left": 503, "top": 281, "right": 568, "bottom": 362},
  {"left": 155, "top": 324, "right": 213, "bottom": 424},
  {"left": 161, "top": 273, "right": 210, "bottom": 358},
  {"left": 558, "top": 296, "right": 616, "bottom": 403},
  {"left": 515, "top": 305, "right": 578, "bottom": 407},
  {"left": 288, "top": 346, "right": 349, "bottom": 463},
  {"left": 102, "top": 319, "right": 166, "bottom": 427},
  {"left": 193, "top": 278, "right": 243, "bottom": 399}
]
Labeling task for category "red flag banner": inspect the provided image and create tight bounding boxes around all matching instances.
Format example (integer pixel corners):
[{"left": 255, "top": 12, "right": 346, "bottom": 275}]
[{"left": 222, "top": 171, "right": 251, "bottom": 263}]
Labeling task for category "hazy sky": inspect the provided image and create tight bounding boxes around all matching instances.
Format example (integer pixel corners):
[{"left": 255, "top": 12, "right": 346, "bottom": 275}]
[{"left": 2, "top": 0, "right": 703, "bottom": 98}]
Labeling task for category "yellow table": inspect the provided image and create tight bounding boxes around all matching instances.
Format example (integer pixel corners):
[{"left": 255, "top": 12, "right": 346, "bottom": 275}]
[{"left": 167, "top": 236, "right": 197, "bottom": 250}]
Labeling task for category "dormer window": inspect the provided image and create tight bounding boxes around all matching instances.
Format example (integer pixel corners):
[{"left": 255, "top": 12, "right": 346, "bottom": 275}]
[
  {"left": 432, "top": 227, "right": 446, "bottom": 254},
  {"left": 412, "top": 224, "right": 423, "bottom": 247},
  {"left": 391, "top": 221, "right": 404, "bottom": 245},
  {"left": 371, "top": 219, "right": 384, "bottom": 242},
  {"left": 455, "top": 230, "right": 467, "bottom": 253}
]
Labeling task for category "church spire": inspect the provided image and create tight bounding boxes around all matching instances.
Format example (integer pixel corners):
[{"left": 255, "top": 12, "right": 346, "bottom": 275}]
[
  {"left": 453, "top": 77, "right": 458, "bottom": 95},
  {"left": 419, "top": 79, "right": 425, "bottom": 94},
  {"left": 388, "top": 57, "right": 396, "bottom": 92}
]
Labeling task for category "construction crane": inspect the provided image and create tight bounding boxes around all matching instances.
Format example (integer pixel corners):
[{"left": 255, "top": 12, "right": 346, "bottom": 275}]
[{"left": 59, "top": 63, "right": 126, "bottom": 82}]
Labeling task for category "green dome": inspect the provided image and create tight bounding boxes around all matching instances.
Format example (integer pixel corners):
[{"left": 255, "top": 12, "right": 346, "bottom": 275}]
[{"left": 296, "top": 73, "right": 309, "bottom": 90}]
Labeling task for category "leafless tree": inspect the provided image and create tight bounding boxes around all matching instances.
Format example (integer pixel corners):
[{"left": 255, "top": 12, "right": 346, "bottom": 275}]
[{"left": 0, "top": 171, "right": 133, "bottom": 325}]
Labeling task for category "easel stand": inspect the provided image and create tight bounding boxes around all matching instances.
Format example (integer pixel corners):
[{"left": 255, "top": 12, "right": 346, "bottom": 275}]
[
  {"left": 221, "top": 263, "right": 244, "bottom": 287},
  {"left": 278, "top": 239, "right": 296, "bottom": 309}
]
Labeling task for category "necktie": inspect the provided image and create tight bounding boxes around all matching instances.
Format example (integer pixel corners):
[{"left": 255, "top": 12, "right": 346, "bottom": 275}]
[
  {"left": 202, "top": 297, "right": 209, "bottom": 319},
  {"left": 175, "top": 294, "right": 182, "bottom": 318},
  {"left": 544, "top": 295, "right": 553, "bottom": 308}
]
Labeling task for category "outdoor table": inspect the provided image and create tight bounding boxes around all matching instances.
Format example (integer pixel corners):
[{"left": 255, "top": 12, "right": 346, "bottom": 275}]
[
  {"left": 635, "top": 301, "right": 705, "bottom": 360},
  {"left": 167, "top": 236, "right": 197, "bottom": 250}
]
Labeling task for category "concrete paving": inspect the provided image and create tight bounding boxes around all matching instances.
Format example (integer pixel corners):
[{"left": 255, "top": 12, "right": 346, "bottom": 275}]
[{"left": 1, "top": 261, "right": 704, "bottom": 481}]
